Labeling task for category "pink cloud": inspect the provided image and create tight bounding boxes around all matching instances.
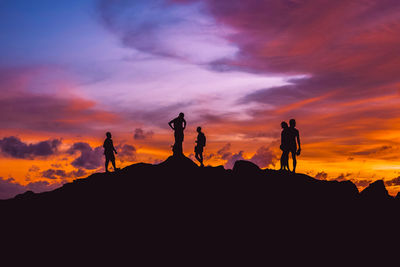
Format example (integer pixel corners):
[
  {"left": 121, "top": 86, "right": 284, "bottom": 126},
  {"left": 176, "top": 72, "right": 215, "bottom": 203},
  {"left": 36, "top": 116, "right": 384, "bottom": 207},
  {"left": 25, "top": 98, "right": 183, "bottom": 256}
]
[
  {"left": 161, "top": 0, "right": 400, "bottom": 110},
  {"left": 0, "top": 67, "right": 121, "bottom": 135}
]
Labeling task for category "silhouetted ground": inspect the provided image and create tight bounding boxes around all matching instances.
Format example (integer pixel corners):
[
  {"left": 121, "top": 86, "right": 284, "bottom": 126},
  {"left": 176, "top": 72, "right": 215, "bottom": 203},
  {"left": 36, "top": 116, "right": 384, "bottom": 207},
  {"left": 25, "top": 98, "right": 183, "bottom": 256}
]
[{"left": 1, "top": 156, "right": 398, "bottom": 264}]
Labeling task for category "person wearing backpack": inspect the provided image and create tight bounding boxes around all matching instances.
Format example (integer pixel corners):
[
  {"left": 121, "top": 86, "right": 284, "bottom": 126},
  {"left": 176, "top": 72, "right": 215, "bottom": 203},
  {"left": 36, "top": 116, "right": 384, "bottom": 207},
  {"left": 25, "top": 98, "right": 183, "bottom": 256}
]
[
  {"left": 103, "top": 132, "right": 119, "bottom": 173},
  {"left": 194, "top": 126, "right": 206, "bottom": 167}
]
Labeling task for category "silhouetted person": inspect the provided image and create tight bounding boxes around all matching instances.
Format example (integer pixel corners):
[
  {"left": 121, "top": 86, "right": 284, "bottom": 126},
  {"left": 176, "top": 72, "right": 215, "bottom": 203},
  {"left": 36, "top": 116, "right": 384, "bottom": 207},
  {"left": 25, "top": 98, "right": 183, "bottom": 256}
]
[
  {"left": 280, "top": 121, "right": 290, "bottom": 171},
  {"left": 195, "top": 126, "right": 206, "bottom": 167},
  {"left": 103, "top": 132, "right": 119, "bottom": 173},
  {"left": 288, "top": 119, "right": 301, "bottom": 173},
  {"left": 168, "top": 112, "right": 186, "bottom": 156}
]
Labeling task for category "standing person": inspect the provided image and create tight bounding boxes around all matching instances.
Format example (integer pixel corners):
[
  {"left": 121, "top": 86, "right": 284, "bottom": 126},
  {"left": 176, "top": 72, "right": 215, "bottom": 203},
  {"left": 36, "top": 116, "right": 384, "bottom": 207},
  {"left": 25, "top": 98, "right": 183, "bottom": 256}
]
[
  {"left": 168, "top": 112, "right": 187, "bottom": 155},
  {"left": 103, "top": 132, "right": 118, "bottom": 173},
  {"left": 288, "top": 119, "right": 301, "bottom": 173},
  {"left": 195, "top": 126, "right": 206, "bottom": 167},
  {"left": 279, "top": 121, "right": 290, "bottom": 171}
]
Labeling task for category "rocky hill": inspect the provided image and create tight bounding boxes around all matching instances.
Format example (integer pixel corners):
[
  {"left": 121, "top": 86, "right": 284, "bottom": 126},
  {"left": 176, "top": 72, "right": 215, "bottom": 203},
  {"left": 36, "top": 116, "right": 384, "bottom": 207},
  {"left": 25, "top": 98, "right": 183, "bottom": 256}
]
[{"left": 1, "top": 155, "right": 398, "bottom": 263}]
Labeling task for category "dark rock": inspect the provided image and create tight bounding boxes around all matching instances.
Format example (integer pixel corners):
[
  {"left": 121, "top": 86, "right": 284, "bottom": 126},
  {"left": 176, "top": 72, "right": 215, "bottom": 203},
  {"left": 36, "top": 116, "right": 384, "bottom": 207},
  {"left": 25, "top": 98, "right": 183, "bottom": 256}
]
[
  {"left": 157, "top": 154, "right": 198, "bottom": 170},
  {"left": 360, "top": 180, "right": 392, "bottom": 201},
  {"left": 232, "top": 160, "right": 261, "bottom": 176}
]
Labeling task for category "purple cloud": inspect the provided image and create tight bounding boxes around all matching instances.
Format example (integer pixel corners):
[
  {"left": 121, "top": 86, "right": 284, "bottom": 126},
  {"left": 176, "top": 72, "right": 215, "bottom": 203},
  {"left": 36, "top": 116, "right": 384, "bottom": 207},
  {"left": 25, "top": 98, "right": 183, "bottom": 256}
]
[
  {"left": 217, "top": 143, "right": 232, "bottom": 160},
  {"left": 0, "top": 67, "right": 120, "bottom": 135},
  {"left": 352, "top": 146, "right": 392, "bottom": 156},
  {"left": 67, "top": 142, "right": 104, "bottom": 170},
  {"left": 215, "top": 143, "right": 277, "bottom": 169},
  {"left": 116, "top": 144, "right": 137, "bottom": 162},
  {"left": 0, "top": 177, "right": 62, "bottom": 200},
  {"left": 0, "top": 177, "right": 26, "bottom": 200},
  {"left": 98, "top": 0, "right": 237, "bottom": 64},
  {"left": 0, "top": 136, "right": 61, "bottom": 159},
  {"left": 41, "top": 168, "right": 86, "bottom": 180},
  {"left": 315, "top": 172, "right": 328, "bottom": 180},
  {"left": 385, "top": 177, "right": 400, "bottom": 187},
  {"left": 249, "top": 145, "right": 278, "bottom": 168},
  {"left": 224, "top": 151, "right": 245, "bottom": 170},
  {"left": 42, "top": 169, "right": 68, "bottom": 179},
  {"left": 335, "top": 173, "right": 352, "bottom": 182},
  {"left": 134, "top": 128, "right": 154, "bottom": 140}
]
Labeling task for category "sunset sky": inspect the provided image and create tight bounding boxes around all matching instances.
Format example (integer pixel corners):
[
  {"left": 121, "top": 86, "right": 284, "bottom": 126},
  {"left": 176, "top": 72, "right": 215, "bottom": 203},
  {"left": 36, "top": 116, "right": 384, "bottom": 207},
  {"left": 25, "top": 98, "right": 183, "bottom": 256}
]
[{"left": 1, "top": 0, "right": 400, "bottom": 199}]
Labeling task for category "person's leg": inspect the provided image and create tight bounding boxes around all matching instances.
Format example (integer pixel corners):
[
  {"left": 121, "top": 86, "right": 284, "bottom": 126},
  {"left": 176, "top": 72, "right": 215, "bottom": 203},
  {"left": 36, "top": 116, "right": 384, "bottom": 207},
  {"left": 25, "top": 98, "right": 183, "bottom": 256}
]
[
  {"left": 172, "top": 143, "right": 176, "bottom": 154},
  {"left": 280, "top": 151, "right": 284, "bottom": 170},
  {"left": 199, "top": 152, "right": 204, "bottom": 167},
  {"left": 105, "top": 158, "right": 110, "bottom": 172},
  {"left": 173, "top": 131, "right": 183, "bottom": 155},
  {"left": 283, "top": 150, "right": 290, "bottom": 171},
  {"left": 111, "top": 158, "right": 117, "bottom": 171},
  {"left": 292, "top": 151, "right": 297, "bottom": 173},
  {"left": 195, "top": 151, "right": 200, "bottom": 163},
  {"left": 174, "top": 131, "right": 184, "bottom": 154},
  {"left": 178, "top": 132, "right": 184, "bottom": 154},
  {"left": 177, "top": 142, "right": 183, "bottom": 155}
]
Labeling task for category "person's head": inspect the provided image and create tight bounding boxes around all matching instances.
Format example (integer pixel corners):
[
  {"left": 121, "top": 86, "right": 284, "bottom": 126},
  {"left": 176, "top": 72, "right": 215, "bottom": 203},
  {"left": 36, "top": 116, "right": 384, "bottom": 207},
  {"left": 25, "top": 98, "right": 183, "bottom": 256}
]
[
  {"left": 281, "top": 121, "right": 288, "bottom": 129},
  {"left": 179, "top": 112, "right": 184, "bottom": 118},
  {"left": 106, "top": 132, "right": 112, "bottom": 138},
  {"left": 289, "top": 119, "right": 296, "bottom": 127},
  {"left": 197, "top": 126, "right": 202, "bottom": 133}
]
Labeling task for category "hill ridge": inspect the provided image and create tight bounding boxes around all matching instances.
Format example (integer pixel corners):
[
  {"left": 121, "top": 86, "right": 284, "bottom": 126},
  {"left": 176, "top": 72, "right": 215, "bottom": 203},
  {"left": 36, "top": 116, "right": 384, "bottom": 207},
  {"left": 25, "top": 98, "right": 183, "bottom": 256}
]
[
  {"left": 2, "top": 155, "right": 395, "bottom": 203},
  {"left": 1, "top": 155, "right": 399, "bottom": 262}
]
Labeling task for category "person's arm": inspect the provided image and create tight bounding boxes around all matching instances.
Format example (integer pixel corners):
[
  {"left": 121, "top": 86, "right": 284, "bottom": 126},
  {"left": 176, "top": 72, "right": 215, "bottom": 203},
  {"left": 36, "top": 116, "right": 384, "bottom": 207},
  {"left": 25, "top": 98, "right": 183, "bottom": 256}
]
[
  {"left": 296, "top": 131, "right": 301, "bottom": 153},
  {"left": 168, "top": 120, "right": 174, "bottom": 130},
  {"left": 182, "top": 119, "right": 186, "bottom": 130},
  {"left": 112, "top": 140, "right": 117, "bottom": 154}
]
